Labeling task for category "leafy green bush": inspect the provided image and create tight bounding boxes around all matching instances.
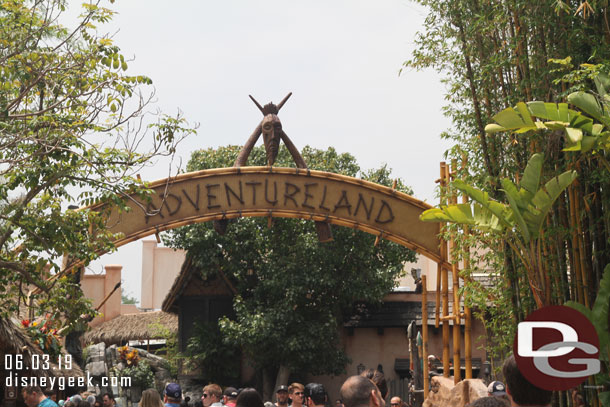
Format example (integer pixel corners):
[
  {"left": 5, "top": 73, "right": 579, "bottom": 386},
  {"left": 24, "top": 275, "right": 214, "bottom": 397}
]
[
  {"left": 149, "top": 322, "right": 181, "bottom": 377},
  {"left": 118, "top": 360, "right": 154, "bottom": 388},
  {"left": 186, "top": 322, "right": 240, "bottom": 384}
]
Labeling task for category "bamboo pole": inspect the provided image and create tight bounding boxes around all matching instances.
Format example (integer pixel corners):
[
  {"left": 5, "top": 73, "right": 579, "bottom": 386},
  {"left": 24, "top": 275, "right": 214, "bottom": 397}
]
[
  {"left": 436, "top": 162, "right": 446, "bottom": 328},
  {"left": 568, "top": 185, "right": 585, "bottom": 305},
  {"left": 573, "top": 183, "right": 590, "bottom": 308},
  {"left": 422, "top": 275, "right": 429, "bottom": 398},
  {"left": 442, "top": 164, "right": 450, "bottom": 378},
  {"left": 435, "top": 263, "right": 441, "bottom": 329},
  {"left": 462, "top": 156, "right": 472, "bottom": 379},
  {"left": 543, "top": 220, "right": 561, "bottom": 302},
  {"left": 450, "top": 161, "right": 461, "bottom": 383}
]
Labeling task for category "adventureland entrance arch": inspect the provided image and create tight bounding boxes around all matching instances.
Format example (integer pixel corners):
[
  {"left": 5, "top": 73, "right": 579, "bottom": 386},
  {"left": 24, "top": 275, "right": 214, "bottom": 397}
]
[
  {"left": 103, "top": 165, "right": 443, "bottom": 263},
  {"left": 98, "top": 92, "right": 444, "bottom": 264}
]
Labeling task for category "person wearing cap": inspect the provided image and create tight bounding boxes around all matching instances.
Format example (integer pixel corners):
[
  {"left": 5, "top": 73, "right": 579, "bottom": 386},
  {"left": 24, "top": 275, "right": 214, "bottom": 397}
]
[
  {"left": 287, "top": 384, "right": 304, "bottom": 407},
  {"left": 202, "top": 384, "right": 224, "bottom": 407},
  {"left": 274, "top": 386, "right": 289, "bottom": 407},
  {"left": 164, "top": 383, "right": 182, "bottom": 407},
  {"left": 486, "top": 380, "right": 510, "bottom": 405},
  {"left": 339, "top": 376, "right": 384, "bottom": 407},
  {"left": 303, "top": 384, "right": 326, "bottom": 407},
  {"left": 486, "top": 381, "right": 505, "bottom": 397},
  {"left": 223, "top": 388, "right": 238, "bottom": 407}
]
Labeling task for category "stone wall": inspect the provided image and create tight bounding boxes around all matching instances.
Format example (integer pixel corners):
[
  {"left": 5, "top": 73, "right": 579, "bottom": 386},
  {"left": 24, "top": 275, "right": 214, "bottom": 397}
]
[
  {"left": 84, "top": 343, "right": 173, "bottom": 406},
  {"left": 422, "top": 377, "right": 488, "bottom": 407}
]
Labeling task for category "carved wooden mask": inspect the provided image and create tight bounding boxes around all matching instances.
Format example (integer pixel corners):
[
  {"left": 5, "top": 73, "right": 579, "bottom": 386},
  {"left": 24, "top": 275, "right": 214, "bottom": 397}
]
[{"left": 262, "top": 114, "right": 282, "bottom": 165}]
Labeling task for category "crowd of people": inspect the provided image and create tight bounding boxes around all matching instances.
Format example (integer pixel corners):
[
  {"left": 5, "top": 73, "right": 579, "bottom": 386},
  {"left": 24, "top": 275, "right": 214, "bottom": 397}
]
[
  {"left": 21, "top": 389, "right": 117, "bottom": 407},
  {"left": 21, "top": 355, "right": 554, "bottom": 407}
]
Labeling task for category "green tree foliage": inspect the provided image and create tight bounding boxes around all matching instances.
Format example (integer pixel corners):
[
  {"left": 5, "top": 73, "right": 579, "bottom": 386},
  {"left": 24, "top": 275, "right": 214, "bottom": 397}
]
[
  {"left": 0, "top": 0, "right": 194, "bottom": 328},
  {"left": 121, "top": 289, "right": 138, "bottom": 305},
  {"left": 164, "top": 145, "right": 416, "bottom": 385},
  {"left": 404, "top": 0, "right": 610, "bottom": 189},
  {"left": 148, "top": 321, "right": 180, "bottom": 377},
  {"left": 185, "top": 322, "right": 241, "bottom": 385}
]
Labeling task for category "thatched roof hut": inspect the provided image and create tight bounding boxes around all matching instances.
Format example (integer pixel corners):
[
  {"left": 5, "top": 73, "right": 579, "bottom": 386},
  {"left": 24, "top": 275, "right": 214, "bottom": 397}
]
[
  {"left": 0, "top": 317, "right": 84, "bottom": 378},
  {"left": 160, "top": 255, "right": 236, "bottom": 351},
  {"left": 83, "top": 311, "right": 177, "bottom": 345},
  {"left": 162, "top": 255, "right": 236, "bottom": 313}
]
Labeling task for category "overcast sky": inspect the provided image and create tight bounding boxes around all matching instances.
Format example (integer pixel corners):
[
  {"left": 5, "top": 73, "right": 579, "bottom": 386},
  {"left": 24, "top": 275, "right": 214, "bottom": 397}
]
[{"left": 81, "top": 0, "right": 453, "bottom": 302}]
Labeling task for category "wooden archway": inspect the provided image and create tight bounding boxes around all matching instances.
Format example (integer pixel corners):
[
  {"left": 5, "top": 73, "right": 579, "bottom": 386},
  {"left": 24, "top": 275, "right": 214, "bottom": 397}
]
[{"left": 99, "top": 166, "right": 443, "bottom": 263}]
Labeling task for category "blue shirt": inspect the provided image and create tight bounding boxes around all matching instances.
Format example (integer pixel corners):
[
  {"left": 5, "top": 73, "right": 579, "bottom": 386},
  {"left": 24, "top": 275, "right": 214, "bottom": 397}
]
[{"left": 39, "top": 398, "right": 59, "bottom": 407}]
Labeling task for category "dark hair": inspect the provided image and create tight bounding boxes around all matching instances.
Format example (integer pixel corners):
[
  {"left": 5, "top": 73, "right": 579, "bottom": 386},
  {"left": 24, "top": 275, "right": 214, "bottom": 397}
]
[
  {"left": 304, "top": 384, "right": 326, "bottom": 406},
  {"left": 74, "top": 400, "right": 92, "bottom": 407},
  {"left": 22, "top": 386, "right": 43, "bottom": 395},
  {"left": 467, "top": 396, "right": 510, "bottom": 407},
  {"left": 502, "top": 355, "right": 552, "bottom": 406},
  {"left": 236, "top": 388, "right": 264, "bottom": 407},
  {"left": 360, "top": 369, "right": 387, "bottom": 399},
  {"left": 102, "top": 394, "right": 115, "bottom": 401}
]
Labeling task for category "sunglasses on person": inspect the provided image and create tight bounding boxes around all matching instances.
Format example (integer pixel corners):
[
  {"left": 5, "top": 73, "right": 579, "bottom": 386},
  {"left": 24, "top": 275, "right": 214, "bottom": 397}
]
[
  {"left": 202, "top": 394, "right": 209, "bottom": 399},
  {"left": 293, "top": 392, "right": 304, "bottom": 396}
]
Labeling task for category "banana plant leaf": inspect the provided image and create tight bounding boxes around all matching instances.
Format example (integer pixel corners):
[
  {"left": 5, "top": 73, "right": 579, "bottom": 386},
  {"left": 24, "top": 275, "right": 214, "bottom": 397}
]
[
  {"left": 422, "top": 154, "right": 576, "bottom": 244},
  {"left": 501, "top": 178, "right": 530, "bottom": 242},
  {"left": 520, "top": 153, "right": 543, "bottom": 197},
  {"left": 526, "top": 169, "right": 578, "bottom": 237},
  {"left": 498, "top": 154, "right": 576, "bottom": 242},
  {"left": 420, "top": 202, "right": 506, "bottom": 233},
  {"left": 451, "top": 179, "right": 513, "bottom": 229},
  {"left": 484, "top": 101, "right": 599, "bottom": 152},
  {"left": 567, "top": 91, "right": 610, "bottom": 127},
  {"left": 594, "top": 73, "right": 610, "bottom": 97},
  {"left": 485, "top": 102, "right": 585, "bottom": 133}
]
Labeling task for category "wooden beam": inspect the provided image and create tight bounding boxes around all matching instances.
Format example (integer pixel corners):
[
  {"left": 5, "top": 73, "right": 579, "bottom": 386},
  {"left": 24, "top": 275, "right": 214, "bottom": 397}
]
[{"left": 422, "top": 275, "right": 429, "bottom": 399}]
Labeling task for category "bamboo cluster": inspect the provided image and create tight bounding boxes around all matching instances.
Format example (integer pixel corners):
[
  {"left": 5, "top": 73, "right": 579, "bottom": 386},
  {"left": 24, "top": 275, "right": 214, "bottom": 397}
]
[{"left": 424, "top": 160, "right": 473, "bottom": 393}]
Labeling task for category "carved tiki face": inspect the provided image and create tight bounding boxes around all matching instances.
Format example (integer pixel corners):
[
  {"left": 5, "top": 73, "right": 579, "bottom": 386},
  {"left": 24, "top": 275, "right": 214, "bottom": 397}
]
[{"left": 262, "top": 114, "right": 282, "bottom": 165}]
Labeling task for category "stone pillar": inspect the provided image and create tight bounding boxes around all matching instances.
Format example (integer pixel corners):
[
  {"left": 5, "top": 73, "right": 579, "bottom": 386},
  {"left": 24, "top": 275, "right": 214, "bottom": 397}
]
[
  {"left": 104, "top": 265, "right": 122, "bottom": 321},
  {"left": 141, "top": 240, "right": 157, "bottom": 309}
]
